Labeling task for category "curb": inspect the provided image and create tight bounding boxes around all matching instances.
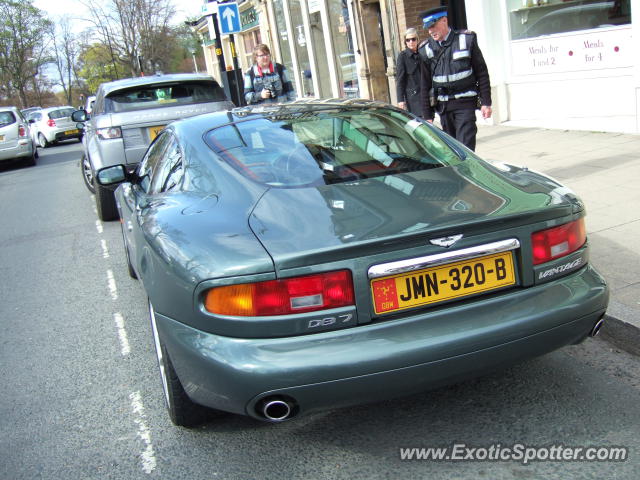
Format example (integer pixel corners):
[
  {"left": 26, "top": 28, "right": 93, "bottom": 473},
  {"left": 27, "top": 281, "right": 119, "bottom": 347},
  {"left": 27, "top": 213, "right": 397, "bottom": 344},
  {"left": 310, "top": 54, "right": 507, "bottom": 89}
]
[{"left": 600, "top": 314, "right": 640, "bottom": 357}]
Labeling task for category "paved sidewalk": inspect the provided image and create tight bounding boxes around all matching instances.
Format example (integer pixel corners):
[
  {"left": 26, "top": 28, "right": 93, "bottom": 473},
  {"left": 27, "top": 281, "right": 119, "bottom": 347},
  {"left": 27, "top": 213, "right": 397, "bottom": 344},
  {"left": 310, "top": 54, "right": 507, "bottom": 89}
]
[{"left": 475, "top": 123, "right": 640, "bottom": 355}]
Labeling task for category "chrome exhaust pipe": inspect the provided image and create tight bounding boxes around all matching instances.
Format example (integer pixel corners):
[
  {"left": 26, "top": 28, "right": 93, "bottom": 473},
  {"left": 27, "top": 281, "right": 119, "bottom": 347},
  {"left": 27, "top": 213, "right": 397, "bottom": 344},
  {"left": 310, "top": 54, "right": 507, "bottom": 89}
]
[
  {"left": 261, "top": 398, "right": 294, "bottom": 422},
  {"left": 590, "top": 317, "right": 605, "bottom": 337}
]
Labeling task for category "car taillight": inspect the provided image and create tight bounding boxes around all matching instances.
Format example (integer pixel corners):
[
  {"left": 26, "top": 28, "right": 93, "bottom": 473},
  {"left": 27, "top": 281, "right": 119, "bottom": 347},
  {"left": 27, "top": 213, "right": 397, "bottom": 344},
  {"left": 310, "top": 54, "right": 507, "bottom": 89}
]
[
  {"left": 18, "top": 125, "right": 27, "bottom": 137},
  {"left": 97, "top": 127, "right": 122, "bottom": 140},
  {"left": 47, "top": 118, "right": 56, "bottom": 127},
  {"left": 205, "top": 270, "right": 355, "bottom": 316},
  {"left": 531, "top": 218, "right": 586, "bottom": 265}
]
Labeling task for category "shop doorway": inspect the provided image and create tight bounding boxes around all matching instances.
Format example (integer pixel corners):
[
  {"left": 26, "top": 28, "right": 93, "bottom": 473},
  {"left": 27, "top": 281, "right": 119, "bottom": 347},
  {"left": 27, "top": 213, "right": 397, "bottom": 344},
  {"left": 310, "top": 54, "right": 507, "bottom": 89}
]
[{"left": 360, "top": 1, "right": 389, "bottom": 102}]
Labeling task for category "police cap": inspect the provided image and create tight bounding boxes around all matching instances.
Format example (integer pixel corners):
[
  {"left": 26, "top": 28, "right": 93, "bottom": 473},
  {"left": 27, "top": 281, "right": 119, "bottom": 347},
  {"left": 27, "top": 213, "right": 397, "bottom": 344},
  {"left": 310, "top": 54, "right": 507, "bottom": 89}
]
[{"left": 420, "top": 6, "right": 447, "bottom": 29}]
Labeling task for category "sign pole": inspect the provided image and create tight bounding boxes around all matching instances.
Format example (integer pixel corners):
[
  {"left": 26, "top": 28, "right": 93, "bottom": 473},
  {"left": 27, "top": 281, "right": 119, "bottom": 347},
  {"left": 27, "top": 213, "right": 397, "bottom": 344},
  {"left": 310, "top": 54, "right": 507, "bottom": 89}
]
[
  {"left": 211, "top": 11, "right": 232, "bottom": 102},
  {"left": 229, "top": 34, "right": 243, "bottom": 106}
]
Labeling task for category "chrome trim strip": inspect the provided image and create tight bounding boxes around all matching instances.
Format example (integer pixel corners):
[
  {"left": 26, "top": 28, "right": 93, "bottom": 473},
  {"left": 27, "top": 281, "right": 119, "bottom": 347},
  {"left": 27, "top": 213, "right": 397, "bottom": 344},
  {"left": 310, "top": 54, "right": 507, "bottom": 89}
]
[{"left": 368, "top": 238, "right": 521, "bottom": 279}]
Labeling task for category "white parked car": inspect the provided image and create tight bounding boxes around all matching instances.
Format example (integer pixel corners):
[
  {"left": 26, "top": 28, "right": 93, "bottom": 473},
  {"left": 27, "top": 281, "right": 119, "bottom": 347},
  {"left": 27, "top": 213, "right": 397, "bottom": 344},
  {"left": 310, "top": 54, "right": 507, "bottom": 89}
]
[
  {"left": 28, "top": 106, "right": 83, "bottom": 148},
  {"left": 0, "top": 106, "right": 37, "bottom": 167}
]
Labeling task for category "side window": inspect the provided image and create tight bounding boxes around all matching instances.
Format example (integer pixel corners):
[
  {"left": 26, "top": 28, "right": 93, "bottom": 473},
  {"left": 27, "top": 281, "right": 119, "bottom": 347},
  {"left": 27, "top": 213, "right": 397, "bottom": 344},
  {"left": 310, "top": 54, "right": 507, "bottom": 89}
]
[
  {"left": 149, "top": 136, "right": 184, "bottom": 194},
  {"left": 137, "top": 132, "right": 172, "bottom": 193}
]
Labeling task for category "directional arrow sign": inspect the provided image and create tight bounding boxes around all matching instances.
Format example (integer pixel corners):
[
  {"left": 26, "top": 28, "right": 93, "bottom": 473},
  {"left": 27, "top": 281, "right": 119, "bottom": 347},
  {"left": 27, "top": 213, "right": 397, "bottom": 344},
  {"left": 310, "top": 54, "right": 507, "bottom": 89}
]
[{"left": 218, "top": 2, "right": 241, "bottom": 35}]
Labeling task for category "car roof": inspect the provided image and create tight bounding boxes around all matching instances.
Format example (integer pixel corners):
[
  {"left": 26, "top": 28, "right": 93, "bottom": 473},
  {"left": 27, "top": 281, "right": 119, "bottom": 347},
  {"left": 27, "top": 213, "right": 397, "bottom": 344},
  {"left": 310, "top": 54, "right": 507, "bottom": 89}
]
[
  {"left": 170, "top": 98, "right": 396, "bottom": 133},
  {"left": 97, "top": 73, "right": 220, "bottom": 97},
  {"left": 39, "top": 106, "right": 74, "bottom": 112}
]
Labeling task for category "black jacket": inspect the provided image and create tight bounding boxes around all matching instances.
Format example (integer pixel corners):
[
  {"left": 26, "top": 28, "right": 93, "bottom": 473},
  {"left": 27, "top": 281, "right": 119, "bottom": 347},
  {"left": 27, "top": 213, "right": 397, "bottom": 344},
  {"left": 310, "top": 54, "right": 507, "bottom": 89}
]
[
  {"left": 419, "top": 30, "right": 491, "bottom": 120},
  {"left": 395, "top": 48, "right": 422, "bottom": 116}
]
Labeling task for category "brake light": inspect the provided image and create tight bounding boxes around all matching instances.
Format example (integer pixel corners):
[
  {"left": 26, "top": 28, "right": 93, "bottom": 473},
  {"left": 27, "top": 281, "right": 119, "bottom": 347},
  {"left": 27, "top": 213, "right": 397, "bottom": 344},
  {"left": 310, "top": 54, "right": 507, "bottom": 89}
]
[
  {"left": 97, "top": 127, "right": 122, "bottom": 140},
  {"left": 18, "top": 125, "right": 27, "bottom": 137},
  {"left": 205, "top": 270, "right": 355, "bottom": 316},
  {"left": 47, "top": 118, "right": 56, "bottom": 127},
  {"left": 531, "top": 218, "right": 586, "bottom": 265}
]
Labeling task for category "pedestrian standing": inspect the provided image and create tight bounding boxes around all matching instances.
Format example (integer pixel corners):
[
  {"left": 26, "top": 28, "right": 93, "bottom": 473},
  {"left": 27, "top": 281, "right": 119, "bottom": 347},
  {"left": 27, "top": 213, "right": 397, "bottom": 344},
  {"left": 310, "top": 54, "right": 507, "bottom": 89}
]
[
  {"left": 395, "top": 28, "right": 422, "bottom": 116},
  {"left": 418, "top": 6, "right": 492, "bottom": 151},
  {"left": 244, "top": 44, "right": 296, "bottom": 105}
]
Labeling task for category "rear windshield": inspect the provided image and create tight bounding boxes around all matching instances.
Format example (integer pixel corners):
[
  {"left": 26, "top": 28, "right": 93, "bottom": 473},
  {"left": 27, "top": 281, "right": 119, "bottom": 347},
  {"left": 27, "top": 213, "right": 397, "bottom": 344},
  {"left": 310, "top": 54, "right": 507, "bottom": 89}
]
[
  {"left": 105, "top": 81, "right": 227, "bottom": 113},
  {"left": 205, "top": 108, "right": 462, "bottom": 187},
  {"left": 0, "top": 111, "right": 17, "bottom": 127},
  {"left": 48, "top": 108, "right": 75, "bottom": 119}
]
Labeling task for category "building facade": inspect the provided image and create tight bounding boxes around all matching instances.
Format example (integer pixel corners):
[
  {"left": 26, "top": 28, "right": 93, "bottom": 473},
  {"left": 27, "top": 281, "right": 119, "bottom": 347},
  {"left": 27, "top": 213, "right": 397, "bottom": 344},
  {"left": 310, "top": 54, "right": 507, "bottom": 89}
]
[{"left": 195, "top": 0, "right": 639, "bottom": 134}]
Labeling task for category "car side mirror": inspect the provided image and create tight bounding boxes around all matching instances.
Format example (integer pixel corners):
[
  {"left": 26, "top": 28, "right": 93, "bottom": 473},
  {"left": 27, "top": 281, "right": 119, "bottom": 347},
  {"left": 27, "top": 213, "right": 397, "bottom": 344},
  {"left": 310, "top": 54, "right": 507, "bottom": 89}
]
[
  {"left": 71, "top": 110, "right": 87, "bottom": 122},
  {"left": 96, "top": 165, "right": 128, "bottom": 186}
]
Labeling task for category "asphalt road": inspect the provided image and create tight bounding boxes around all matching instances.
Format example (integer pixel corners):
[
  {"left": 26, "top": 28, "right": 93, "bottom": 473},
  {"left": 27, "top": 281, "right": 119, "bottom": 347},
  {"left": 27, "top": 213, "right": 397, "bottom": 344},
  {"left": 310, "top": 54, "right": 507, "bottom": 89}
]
[{"left": 1, "top": 142, "right": 639, "bottom": 480}]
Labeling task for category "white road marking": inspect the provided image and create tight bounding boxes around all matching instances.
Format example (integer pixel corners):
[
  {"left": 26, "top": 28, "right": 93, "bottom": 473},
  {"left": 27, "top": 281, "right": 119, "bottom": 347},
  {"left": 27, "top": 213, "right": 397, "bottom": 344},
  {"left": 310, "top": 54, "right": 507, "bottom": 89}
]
[
  {"left": 113, "top": 313, "right": 131, "bottom": 356},
  {"left": 107, "top": 269, "right": 118, "bottom": 300},
  {"left": 95, "top": 220, "right": 103, "bottom": 234},
  {"left": 129, "top": 391, "right": 157, "bottom": 474},
  {"left": 101, "top": 239, "right": 110, "bottom": 258}
]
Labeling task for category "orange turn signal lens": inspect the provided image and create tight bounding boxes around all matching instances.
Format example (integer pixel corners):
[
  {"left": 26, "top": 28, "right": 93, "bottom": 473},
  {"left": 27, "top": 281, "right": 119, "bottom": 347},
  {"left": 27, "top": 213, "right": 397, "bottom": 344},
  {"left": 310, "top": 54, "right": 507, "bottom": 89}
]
[{"left": 204, "top": 270, "right": 354, "bottom": 316}]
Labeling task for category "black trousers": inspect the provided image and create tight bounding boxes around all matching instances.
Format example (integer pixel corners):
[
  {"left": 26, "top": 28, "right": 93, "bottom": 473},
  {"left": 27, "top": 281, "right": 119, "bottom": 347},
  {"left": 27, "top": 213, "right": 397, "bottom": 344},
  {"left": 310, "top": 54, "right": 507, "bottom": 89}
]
[{"left": 438, "top": 108, "right": 478, "bottom": 151}]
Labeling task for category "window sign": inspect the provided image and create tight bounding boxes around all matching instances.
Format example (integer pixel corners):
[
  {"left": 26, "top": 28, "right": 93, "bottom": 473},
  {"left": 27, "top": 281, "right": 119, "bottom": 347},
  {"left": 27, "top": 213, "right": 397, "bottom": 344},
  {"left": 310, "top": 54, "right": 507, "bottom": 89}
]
[
  {"left": 511, "top": 26, "right": 631, "bottom": 75},
  {"left": 308, "top": 0, "right": 321, "bottom": 14}
]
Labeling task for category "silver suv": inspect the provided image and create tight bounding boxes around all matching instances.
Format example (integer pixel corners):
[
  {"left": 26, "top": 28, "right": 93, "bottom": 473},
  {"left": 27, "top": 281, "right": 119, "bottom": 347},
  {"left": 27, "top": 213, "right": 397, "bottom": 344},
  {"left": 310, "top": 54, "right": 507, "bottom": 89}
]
[
  {"left": 0, "top": 107, "right": 37, "bottom": 167},
  {"left": 73, "top": 73, "right": 233, "bottom": 221}
]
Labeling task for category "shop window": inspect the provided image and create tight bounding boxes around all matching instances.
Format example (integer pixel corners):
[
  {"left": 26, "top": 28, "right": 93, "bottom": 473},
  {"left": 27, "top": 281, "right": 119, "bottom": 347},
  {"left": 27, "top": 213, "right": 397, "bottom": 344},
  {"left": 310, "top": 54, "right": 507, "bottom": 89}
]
[
  {"left": 242, "top": 29, "right": 262, "bottom": 70},
  {"left": 272, "top": 0, "right": 297, "bottom": 92},
  {"left": 509, "top": 0, "right": 631, "bottom": 40},
  {"left": 328, "top": 0, "right": 359, "bottom": 98}
]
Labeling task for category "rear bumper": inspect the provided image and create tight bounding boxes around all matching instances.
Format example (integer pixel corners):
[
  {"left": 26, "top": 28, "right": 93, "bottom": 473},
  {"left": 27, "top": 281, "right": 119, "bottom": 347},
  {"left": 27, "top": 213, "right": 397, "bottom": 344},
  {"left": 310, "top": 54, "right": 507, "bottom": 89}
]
[
  {"left": 54, "top": 130, "right": 82, "bottom": 141},
  {"left": 155, "top": 265, "right": 608, "bottom": 420},
  {"left": 0, "top": 140, "right": 33, "bottom": 161}
]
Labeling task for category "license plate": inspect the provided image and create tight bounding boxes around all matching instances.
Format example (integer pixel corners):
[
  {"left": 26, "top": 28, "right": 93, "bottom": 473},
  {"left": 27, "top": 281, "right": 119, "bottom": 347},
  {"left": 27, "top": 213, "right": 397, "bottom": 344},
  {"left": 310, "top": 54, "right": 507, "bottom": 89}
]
[
  {"left": 64, "top": 129, "right": 79, "bottom": 135},
  {"left": 371, "top": 251, "right": 516, "bottom": 315},
  {"left": 148, "top": 125, "right": 164, "bottom": 141}
]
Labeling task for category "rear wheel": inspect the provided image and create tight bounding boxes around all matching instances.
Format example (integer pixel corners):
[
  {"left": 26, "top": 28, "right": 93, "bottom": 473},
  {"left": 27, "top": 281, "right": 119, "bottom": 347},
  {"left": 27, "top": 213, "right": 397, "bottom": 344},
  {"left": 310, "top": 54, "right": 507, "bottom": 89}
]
[
  {"left": 120, "top": 222, "right": 137, "bottom": 279},
  {"left": 37, "top": 132, "right": 49, "bottom": 148},
  {"left": 24, "top": 150, "right": 36, "bottom": 167},
  {"left": 95, "top": 182, "right": 119, "bottom": 221},
  {"left": 81, "top": 154, "right": 95, "bottom": 193},
  {"left": 149, "top": 300, "right": 211, "bottom": 427}
]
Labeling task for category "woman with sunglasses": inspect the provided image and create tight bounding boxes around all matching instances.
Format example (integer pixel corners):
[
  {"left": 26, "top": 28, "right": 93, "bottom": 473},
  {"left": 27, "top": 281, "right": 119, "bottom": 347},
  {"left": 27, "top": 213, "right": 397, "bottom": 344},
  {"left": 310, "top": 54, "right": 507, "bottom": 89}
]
[{"left": 395, "top": 28, "right": 423, "bottom": 116}]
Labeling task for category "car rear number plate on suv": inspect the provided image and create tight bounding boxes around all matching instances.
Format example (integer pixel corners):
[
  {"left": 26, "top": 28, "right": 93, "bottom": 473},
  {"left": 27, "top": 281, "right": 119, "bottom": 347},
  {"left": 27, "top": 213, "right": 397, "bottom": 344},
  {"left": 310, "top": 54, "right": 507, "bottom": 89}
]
[
  {"left": 149, "top": 126, "right": 164, "bottom": 141},
  {"left": 64, "top": 129, "right": 79, "bottom": 135},
  {"left": 371, "top": 251, "right": 516, "bottom": 314}
]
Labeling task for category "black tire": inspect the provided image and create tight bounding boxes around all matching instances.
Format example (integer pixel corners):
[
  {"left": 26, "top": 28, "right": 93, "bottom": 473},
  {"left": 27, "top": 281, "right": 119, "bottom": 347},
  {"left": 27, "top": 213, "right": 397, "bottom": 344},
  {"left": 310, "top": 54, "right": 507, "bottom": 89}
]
[
  {"left": 120, "top": 222, "right": 137, "bottom": 279},
  {"left": 37, "top": 132, "right": 49, "bottom": 148},
  {"left": 24, "top": 150, "right": 36, "bottom": 167},
  {"left": 81, "top": 154, "right": 95, "bottom": 193},
  {"left": 95, "top": 182, "right": 119, "bottom": 221},
  {"left": 149, "top": 301, "right": 211, "bottom": 427}
]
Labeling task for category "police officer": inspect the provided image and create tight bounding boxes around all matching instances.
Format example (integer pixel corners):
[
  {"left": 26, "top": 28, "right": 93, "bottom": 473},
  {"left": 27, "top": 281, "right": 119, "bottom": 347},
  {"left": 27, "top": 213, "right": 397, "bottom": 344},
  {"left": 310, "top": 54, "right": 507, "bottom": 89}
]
[
  {"left": 395, "top": 28, "right": 422, "bottom": 116},
  {"left": 419, "top": 6, "right": 492, "bottom": 151}
]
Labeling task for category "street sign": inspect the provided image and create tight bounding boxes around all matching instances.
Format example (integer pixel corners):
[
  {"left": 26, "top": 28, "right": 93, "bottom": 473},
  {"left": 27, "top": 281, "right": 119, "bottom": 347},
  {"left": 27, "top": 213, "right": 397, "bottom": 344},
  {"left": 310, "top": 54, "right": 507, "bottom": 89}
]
[{"left": 218, "top": 2, "right": 241, "bottom": 35}]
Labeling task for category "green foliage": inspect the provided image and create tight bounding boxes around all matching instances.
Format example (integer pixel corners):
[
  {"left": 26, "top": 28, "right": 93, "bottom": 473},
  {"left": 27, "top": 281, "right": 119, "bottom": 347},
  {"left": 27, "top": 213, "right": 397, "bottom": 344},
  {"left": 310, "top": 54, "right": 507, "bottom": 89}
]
[
  {"left": 0, "top": 0, "right": 52, "bottom": 106},
  {"left": 77, "top": 43, "right": 120, "bottom": 93}
]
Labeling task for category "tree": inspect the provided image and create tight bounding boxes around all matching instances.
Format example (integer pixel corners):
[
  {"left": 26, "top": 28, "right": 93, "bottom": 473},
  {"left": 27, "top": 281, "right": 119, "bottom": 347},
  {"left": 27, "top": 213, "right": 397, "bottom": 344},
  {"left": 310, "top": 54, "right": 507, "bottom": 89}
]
[
  {"left": 48, "top": 16, "right": 81, "bottom": 105},
  {"left": 0, "top": 0, "right": 52, "bottom": 107},
  {"left": 80, "top": 0, "right": 177, "bottom": 78},
  {"left": 77, "top": 43, "right": 120, "bottom": 93}
]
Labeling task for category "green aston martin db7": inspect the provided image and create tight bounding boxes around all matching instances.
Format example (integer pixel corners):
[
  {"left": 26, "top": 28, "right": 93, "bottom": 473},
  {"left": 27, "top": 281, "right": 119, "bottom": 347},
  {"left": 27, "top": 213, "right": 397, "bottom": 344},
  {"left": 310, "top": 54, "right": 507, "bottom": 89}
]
[{"left": 97, "top": 100, "right": 609, "bottom": 427}]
